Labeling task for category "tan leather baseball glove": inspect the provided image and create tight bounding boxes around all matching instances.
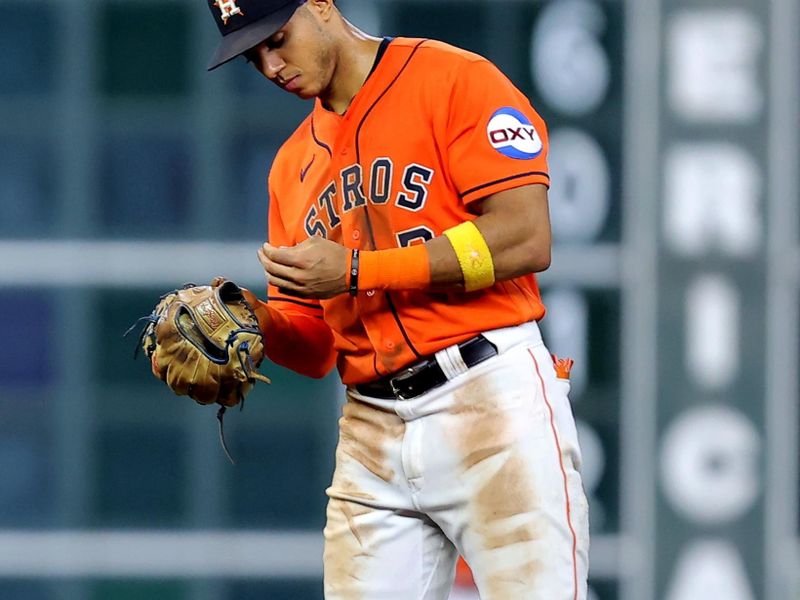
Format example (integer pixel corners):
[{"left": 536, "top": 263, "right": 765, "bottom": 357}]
[
  {"left": 130, "top": 278, "right": 270, "bottom": 463},
  {"left": 140, "top": 277, "right": 271, "bottom": 407}
]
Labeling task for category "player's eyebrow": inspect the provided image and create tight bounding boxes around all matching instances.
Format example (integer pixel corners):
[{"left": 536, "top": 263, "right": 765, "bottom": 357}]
[{"left": 265, "top": 30, "right": 285, "bottom": 49}]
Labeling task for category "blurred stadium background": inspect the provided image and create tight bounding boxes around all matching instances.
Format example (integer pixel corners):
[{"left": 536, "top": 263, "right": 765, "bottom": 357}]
[{"left": 0, "top": 0, "right": 797, "bottom": 598}]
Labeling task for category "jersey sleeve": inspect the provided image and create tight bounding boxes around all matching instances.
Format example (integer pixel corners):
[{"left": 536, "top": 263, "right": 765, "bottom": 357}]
[
  {"left": 256, "top": 181, "right": 336, "bottom": 378},
  {"left": 265, "top": 178, "right": 326, "bottom": 319},
  {"left": 444, "top": 58, "right": 550, "bottom": 205}
]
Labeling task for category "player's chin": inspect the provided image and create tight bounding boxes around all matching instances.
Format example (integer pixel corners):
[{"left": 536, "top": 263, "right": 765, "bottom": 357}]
[
  {"left": 289, "top": 79, "right": 322, "bottom": 100},
  {"left": 294, "top": 86, "right": 318, "bottom": 100},
  {"left": 279, "top": 85, "right": 313, "bottom": 100}
]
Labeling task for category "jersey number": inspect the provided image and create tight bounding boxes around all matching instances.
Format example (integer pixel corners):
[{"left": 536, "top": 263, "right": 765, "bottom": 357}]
[{"left": 397, "top": 226, "right": 435, "bottom": 248}]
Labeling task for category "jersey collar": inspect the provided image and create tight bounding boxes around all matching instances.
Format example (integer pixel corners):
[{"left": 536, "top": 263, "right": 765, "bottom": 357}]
[{"left": 312, "top": 37, "right": 413, "bottom": 144}]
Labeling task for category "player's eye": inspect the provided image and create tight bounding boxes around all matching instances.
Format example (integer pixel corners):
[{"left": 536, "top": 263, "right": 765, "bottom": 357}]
[{"left": 266, "top": 33, "right": 285, "bottom": 50}]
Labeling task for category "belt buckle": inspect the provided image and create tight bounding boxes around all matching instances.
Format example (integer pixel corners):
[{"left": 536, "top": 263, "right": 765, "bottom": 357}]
[{"left": 389, "top": 362, "right": 427, "bottom": 400}]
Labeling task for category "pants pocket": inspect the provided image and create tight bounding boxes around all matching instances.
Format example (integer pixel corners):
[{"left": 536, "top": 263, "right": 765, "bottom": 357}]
[{"left": 552, "top": 378, "right": 583, "bottom": 472}]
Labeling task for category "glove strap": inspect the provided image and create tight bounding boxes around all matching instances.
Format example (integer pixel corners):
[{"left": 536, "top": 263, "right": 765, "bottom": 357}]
[{"left": 217, "top": 406, "right": 236, "bottom": 465}]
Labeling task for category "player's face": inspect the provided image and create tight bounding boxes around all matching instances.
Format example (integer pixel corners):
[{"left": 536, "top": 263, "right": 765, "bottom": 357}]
[{"left": 243, "top": 5, "right": 335, "bottom": 100}]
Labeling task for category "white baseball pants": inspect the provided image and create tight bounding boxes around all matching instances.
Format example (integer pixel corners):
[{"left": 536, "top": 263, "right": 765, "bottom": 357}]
[{"left": 323, "top": 321, "right": 589, "bottom": 600}]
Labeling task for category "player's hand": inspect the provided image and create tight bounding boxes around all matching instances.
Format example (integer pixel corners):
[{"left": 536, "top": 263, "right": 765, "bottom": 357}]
[
  {"left": 258, "top": 238, "right": 350, "bottom": 299},
  {"left": 239, "top": 286, "right": 260, "bottom": 309}
]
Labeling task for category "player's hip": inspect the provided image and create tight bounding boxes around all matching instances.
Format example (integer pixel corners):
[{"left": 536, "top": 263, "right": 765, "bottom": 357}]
[{"left": 347, "top": 321, "right": 554, "bottom": 413}]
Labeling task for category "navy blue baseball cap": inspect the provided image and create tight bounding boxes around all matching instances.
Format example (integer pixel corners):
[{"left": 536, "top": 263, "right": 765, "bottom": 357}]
[{"left": 207, "top": 0, "right": 306, "bottom": 70}]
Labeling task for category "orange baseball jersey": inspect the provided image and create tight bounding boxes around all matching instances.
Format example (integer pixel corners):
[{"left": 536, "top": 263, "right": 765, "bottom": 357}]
[{"left": 266, "top": 37, "right": 550, "bottom": 385}]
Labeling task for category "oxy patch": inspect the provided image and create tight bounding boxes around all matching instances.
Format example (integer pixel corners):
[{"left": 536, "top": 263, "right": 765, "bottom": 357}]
[{"left": 486, "top": 107, "right": 543, "bottom": 160}]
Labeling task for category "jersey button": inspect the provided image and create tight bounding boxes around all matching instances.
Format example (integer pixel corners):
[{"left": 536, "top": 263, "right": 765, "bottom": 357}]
[
  {"left": 352, "top": 230, "right": 360, "bottom": 241},
  {"left": 385, "top": 341, "right": 395, "bottom": 350}
]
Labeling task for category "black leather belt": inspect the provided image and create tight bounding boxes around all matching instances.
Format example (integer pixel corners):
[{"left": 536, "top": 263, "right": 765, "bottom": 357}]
[{"left": 355, "top": 335, "right": 498, "bottom": 400}]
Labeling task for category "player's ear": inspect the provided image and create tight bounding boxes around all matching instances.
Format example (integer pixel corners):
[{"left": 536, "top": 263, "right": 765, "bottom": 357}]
[{"left": 306, "top": 0, "right": 335, "bottom": 22}]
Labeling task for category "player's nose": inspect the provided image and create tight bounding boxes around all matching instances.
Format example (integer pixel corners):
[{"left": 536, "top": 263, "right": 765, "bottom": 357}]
[
  {"left": 263, "top": 51, "right": 286, "bottom": 80},
  {"left": 246, "top": 44, "right": 285, "bottom": 80}
]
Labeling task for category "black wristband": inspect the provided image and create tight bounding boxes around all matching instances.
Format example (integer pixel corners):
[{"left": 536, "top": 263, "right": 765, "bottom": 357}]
[{"left": 349, "top": 249, "right": 360, "bottom": 296}]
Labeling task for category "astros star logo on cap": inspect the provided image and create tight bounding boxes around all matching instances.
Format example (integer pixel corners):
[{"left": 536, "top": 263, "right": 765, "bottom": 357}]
[
  {"left": 206, "top": 0, "right": 305, "bottom": 70},
  {"left": 213, "top": 0, "right": 244, "bottom": 25}
]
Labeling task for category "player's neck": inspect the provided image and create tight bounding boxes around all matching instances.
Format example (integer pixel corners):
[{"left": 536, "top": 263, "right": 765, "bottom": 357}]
[{"left": 320, "top": 21, "right": 382, "bottom": 115}]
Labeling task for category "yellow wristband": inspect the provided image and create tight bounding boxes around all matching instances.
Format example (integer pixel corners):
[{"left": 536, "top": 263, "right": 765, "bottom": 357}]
[{"left": 443, "top": 221, "right": 495, "bottom": 292}]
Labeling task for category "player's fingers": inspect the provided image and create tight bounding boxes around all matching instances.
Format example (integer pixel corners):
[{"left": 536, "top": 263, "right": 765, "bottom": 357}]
[
  {"left": 258, "top": 247, "right": 302, "bottom": 276},
  {"left": 258, "top": 248, "right": 300, "bottom": 281},
  {"left": 271, "top": 278, "right": 314, "bottom": 299},
  {"left": 262, "top": 242, "right": 304, "bottom": 267},
  {"left": 257, "top": 246, "right": 272, "bottom": 267},
  {"left": 266, "top": 272, "right": 302, "bottom": 293},
  {"left": 257, "top": 247, "right": 270, "bottom": 271},
  {"left": 262, "top": 259, "right": 305, "bottom": 286}
]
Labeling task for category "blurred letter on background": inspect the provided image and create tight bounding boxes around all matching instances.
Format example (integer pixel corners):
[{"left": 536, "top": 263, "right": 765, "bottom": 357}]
[
  {"left": 664, "top": 144, "right": 762, "bottom": 257},
  {"left": 668, "top": 10, "right": 763, "bottom": 123}
]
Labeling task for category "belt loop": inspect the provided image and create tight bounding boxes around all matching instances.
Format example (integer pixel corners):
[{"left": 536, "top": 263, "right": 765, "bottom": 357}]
[{"left": 435, "top": 344, "right": 469, "bottom": 381}]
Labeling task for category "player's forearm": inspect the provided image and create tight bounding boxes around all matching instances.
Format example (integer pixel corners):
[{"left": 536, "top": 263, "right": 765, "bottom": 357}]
[
  {"left": 250, "top": 300, "right": 337, "bottom": 378},
  {"left": 363, "top": 184, "right": 552, "bottom": 291},
  {"left": 425, "top": 219, "right": 550, "bottom": 289},
  {"left": 357, "top": 226, "right": 548, "bottom": 294},
  {"left": 258, "top": 184, "right": 551, "bottom": 298},
  {"left": 453, "top": 182, "right": 552, "bottom": 281}
]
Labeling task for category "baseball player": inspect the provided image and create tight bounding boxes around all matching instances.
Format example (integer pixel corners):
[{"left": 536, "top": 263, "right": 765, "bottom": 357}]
[{"left": 206, "top": 0, "right": 589, "bottom": 598}]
